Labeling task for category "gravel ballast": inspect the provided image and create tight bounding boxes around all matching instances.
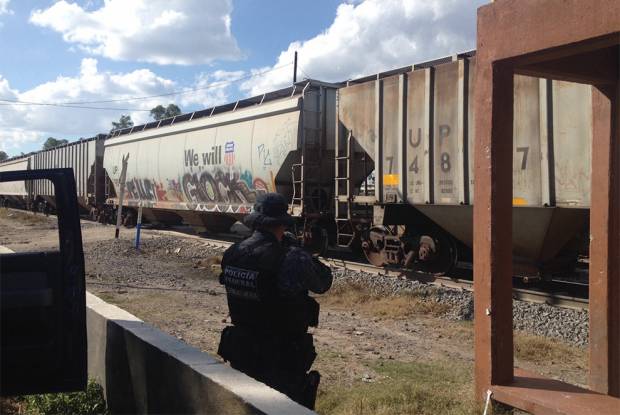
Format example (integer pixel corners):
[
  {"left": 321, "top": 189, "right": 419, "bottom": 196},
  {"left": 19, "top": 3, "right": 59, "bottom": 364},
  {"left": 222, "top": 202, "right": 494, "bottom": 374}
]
[
  {"left": 85, "top": 233, "right": 589, "bottom": 347},
  {"left": 331, "top": 268, "right": 589, "bottom": 347}
]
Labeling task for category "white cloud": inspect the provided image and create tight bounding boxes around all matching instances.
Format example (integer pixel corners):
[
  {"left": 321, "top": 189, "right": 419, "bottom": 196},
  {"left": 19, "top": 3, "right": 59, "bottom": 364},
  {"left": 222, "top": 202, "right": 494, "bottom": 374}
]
[
  {"left": 29, "top": 0, "right": 241, "bottom": 65},
  {"left": 241, "top": 0, "right": 485, "bottom": 96},
  {"left": 179, "top": 69, "right": 245, "bottom": 109},
  {"left": 0, "top": 59, "right": 236, "bottom": 153},
  {"left": 0, "top": 0, "right": 12, "bottom": 27},
  {"left": 0, "top": 0, "right": 11, "bottom": 15}
]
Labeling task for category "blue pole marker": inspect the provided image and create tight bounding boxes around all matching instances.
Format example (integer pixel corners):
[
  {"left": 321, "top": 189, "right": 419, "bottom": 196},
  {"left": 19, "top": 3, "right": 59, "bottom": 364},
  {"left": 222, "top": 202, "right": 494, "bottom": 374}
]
[{"left": 135, "top": 205, "right": 143, "bottom": 250}]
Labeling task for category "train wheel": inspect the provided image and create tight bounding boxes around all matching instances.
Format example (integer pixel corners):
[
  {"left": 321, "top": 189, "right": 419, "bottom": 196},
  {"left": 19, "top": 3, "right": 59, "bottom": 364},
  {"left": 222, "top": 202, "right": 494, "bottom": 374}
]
[
  {"left": 361, "top": 226, "right": 393, "bottom": 267},
  {"left": 408, "top": 232, "right": 458, "bottom": 275}
]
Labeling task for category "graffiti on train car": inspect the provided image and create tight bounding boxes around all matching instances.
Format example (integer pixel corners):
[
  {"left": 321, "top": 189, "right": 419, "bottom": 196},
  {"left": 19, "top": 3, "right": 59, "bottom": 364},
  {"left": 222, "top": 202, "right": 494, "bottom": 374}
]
[
  {"left": 122, "top": 169, "right": 270, "bottom": 206},
  {"left": 121, "top": 140, "right": 271, "bottom": 206},
  {"left": 125, "top": 178, "right": 158, "bottom": 201},
  {"left": 180, "top": 167, "right": 268, "bottom": 205}
]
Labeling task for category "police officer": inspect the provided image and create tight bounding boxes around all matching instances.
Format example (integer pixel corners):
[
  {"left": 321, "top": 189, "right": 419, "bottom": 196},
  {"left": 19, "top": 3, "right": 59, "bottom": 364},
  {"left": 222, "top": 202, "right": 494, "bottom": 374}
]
[{"left": 217, "top": 193, "right": 333, "bottom": 409}]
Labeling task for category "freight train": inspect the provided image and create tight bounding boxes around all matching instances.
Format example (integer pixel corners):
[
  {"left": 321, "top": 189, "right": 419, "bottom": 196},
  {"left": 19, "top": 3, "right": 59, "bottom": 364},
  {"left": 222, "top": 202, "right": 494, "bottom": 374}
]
[{"left": 0, "top": 51, "right": 592, "bottom": 277}]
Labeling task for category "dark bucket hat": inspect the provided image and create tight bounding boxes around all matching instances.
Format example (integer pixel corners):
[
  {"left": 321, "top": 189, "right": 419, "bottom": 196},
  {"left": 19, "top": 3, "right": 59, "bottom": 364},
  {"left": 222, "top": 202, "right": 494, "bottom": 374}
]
[{"left": 243, "top": 193, "right": 294, "bottom": 228}]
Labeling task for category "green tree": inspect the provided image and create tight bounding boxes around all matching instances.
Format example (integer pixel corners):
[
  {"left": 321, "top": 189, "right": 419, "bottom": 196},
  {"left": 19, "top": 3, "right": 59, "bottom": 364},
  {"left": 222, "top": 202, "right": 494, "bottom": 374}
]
[
  {"left": 150, "top": 103, "right": 182, "bottom": 120},
  {"left": 111, "top": 114, "right": 134, "bottom": 132},
  {"left": 0, "top": 151, "right": 8, "bottom": 161},
  {"left": 43, "top": 137, "right": 69, "bottom": 150}
]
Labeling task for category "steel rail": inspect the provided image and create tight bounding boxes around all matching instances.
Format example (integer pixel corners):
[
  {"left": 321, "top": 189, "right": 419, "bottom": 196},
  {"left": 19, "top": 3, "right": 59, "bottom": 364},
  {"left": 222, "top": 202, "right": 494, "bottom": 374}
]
[
  {"left": 118, "top": 228, "right": 592, "bottom": 311},
  {"left": 2, "top": 210, "right": 589, "bottom": 310},
  {"left": 153, "top": 232, "right": 590, "bottom": 311},
  {"left": 320, "top": 257, "right": 589, "bottom": 311}
]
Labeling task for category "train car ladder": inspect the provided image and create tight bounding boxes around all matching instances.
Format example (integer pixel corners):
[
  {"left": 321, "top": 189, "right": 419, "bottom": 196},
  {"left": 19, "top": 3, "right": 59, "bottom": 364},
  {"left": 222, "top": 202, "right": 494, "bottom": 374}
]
[
  {"left": 291, "top": 87, "right": 324, "bottom": 216},
  {"left": 291, "top": 157, "right": 304, "bottom": 216},
  {"left": 291, "top": 138, "right": 322, "bottom": 216},
  {"left": 335, "top": 130, "right": 354, "bottom": 247}
]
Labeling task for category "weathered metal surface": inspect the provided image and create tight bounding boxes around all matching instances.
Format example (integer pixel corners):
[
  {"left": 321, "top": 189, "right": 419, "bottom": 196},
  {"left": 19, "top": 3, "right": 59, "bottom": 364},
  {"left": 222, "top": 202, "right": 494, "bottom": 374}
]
[
  {"left": 381, "top": 75, "right": 401, "bottom": 202},
  {"left": 512, "top": 75, "right": 543, "bottom": 206},
  {"left": 433, "top": 61, "right": 461, "bottom": 205},
  {"left": 30, "top": 137, "right": 100, "bottom": 208},
  {"left": 337, "top": 51, "right": 595, "bottom": 269},
  {"left": 414, "top": 204, "right": 588, "bottom": 263},
  {"left": 104, "top": 96, "right": 303, "bottom": 214},
  {"left": 589, "top": 85, "right": 620, "bottom": 396},
  {"left": 492, "top": 368, "right": 620, "bottom": 415},
  {"left": 323, "top": 88, "right": 337, "bottom": 152},
  {"left": 339, "top": 59, "right": 594, "bottom": 210},
  {"left": 474, "top": 0, "right": 620, "bottom": 410},
  {"left": 406, "top": 69, "right": 429, "bottom": 204},
  {"left": 467, "top": 59, "right": 476, "bottom": 204},
  {"left": 0, "top": 156, "right": 30, "bottom": 196},
  {"left": 473, "top": 58, "right": 516, "bottom": 403},
  {"left": 552, "top": 80, "right": 593, "bottom": 207},
  {"left": 337, "top": 81, "right": 376, "bottom": 158}
]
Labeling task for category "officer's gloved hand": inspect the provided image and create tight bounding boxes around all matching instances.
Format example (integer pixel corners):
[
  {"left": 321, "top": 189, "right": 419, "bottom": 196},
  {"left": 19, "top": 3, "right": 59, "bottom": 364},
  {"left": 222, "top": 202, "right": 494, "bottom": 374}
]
[{"left": 282, "top": 231, "right": 300, "bottom": 248}]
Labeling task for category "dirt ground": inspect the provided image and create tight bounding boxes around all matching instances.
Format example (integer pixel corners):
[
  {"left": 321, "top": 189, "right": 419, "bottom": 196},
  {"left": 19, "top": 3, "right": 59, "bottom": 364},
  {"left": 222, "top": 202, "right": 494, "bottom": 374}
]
[{"left": 0, "top": 209, "right": 588, "bottom": 414}]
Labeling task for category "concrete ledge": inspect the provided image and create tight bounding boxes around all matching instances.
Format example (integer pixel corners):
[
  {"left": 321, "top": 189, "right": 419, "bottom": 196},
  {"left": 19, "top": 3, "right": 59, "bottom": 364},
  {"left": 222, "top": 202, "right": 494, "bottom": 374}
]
[{"left": 86, "top": 292, "right": 316, "bottom": 415}]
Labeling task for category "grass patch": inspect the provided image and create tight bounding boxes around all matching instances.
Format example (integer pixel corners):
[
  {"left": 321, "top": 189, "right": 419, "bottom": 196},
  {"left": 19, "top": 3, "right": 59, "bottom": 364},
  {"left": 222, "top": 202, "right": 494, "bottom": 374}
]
[
  {"left": 9, "top": 379, "right": 109, "bottom": 415},
  {"left": 316, "top": 359, "right": 478, "bottom": 415},
  {"left": 95, "top": 291, "right": 118, "bottom": 303},
  {"left": 321, "top": 282, "right": 450, "bottom": 319},
  {"left": 514, "top": 332, "right": 586, "bottom": 367},
  {"left": 194, "top": 255, "right": 223, "bottom": 278},
  {"left": 0, "top": 208, "right": 49, "bottom": 225}
]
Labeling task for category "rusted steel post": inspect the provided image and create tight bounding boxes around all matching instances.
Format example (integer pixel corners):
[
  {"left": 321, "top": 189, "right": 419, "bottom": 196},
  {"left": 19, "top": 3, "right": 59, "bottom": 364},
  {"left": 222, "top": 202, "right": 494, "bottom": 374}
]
[
  {"left": 589, "top": 84, "right": 620, "bottom": 397},
  {"left": 473, "top": 57, "right": 515, "bottom": 401}
]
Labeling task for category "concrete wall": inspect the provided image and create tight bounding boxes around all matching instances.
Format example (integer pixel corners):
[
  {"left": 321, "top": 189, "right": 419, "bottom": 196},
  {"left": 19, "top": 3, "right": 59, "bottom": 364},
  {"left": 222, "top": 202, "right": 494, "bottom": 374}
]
[{"left": 86, "top": 292, "right": 316, "bottom": 415}]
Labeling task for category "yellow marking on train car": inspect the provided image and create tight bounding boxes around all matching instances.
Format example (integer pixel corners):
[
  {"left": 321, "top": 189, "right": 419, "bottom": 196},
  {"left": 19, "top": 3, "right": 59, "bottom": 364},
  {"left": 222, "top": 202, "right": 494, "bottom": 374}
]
[
  {"left": 512, "top": 197, "right": 528, "bottom": 206},
  {"left": 383, "top": 174, "right": 399, "bottom": 186}
]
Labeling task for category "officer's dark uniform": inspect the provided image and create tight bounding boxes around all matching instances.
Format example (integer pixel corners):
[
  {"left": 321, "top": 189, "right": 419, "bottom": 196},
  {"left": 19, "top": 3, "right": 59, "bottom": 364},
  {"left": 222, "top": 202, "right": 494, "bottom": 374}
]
[{"left": 217, "top": 193, "right": 332, "bottom": 409}]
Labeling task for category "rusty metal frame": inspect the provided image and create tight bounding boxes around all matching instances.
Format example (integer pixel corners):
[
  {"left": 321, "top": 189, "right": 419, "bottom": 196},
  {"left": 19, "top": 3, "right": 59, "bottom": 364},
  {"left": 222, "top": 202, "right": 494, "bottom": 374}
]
[{"left": 473, "top": 0, "right": 619, "bottom": 413}]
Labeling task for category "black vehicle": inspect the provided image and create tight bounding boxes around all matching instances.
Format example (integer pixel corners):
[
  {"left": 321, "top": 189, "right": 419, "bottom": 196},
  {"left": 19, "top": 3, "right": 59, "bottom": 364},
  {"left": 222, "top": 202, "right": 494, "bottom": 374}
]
[{"left": 0, "top": 168, "right": 87, "bottom": 396}]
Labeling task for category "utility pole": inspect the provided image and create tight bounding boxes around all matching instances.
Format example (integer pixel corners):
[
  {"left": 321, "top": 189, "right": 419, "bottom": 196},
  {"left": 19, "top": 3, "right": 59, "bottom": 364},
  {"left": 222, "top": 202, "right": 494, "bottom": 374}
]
[{"left": 293, "top": 51, "right": 298, "bottom": 83}]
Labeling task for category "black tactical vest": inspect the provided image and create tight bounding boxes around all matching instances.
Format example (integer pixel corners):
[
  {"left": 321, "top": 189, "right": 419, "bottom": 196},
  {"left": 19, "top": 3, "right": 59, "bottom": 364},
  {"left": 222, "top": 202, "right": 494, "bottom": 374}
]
[{"left": 220, "top": 230, "right": 319, "bottom": 335}]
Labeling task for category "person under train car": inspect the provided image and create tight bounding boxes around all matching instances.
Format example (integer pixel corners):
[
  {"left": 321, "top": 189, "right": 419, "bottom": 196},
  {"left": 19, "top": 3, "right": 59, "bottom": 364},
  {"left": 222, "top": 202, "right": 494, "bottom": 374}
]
[{"left": 217, "top": 192, "right": 333, "bottom": 409}]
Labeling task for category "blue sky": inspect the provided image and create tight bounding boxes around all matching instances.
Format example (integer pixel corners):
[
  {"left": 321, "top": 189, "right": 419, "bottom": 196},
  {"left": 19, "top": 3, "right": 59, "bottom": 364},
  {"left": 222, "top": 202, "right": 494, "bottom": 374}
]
[{"left": 0, "top": 0, "right": 484, "bottom": 156}]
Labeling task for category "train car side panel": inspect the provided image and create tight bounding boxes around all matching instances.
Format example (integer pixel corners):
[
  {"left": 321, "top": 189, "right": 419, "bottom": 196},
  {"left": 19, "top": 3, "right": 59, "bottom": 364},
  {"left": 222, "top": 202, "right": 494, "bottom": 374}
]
[
  {"left": 406, "top": 69, "right": 429, "bottom": 204},
  {"left": 211, "top": 121, "right": 255, "bottom": 208},
  {"left": 552, "top": 80, "right": 592, "bottom": 207},
  {"left": 512, "top": 75, "right": 543, "bottom": 206},
  {"left": 0, "top": 157, "right": 30, "bottom": 196},
  {"left": 432, "top": 61, "right": 461, "bottom": 205},
  {"left": 338, "top": 82, "right": 376, "bottom": 158},
  {"left": 252, "top": 110, "right": 300, "bottom": 196},
  {"left": 381, "top": 75, "right": 402, "bottom": 202},
  {"left": 467, "top": 58, "right": 476, "bottom": 203},
  {"left": 129, "top": 137, "right": 161, "bottom": 205},
  {"left": 104, "top": 97, "right": 304, "bottom": 217},
  {"left": 30, "top": 138, "right": 100, "bottom": 209}
]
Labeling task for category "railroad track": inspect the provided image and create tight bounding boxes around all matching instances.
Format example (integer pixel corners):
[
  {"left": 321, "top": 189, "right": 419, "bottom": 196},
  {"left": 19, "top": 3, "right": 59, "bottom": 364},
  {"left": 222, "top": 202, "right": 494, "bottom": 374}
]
[
  {"left": 154, "top": 229, "right": 589, "bottom": 311},
  {"left": 2, "top": 210, "right": 589, "bottom": 311},
  {"left": 320, "top": 258, "right": 589, "bottom": 311}
]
